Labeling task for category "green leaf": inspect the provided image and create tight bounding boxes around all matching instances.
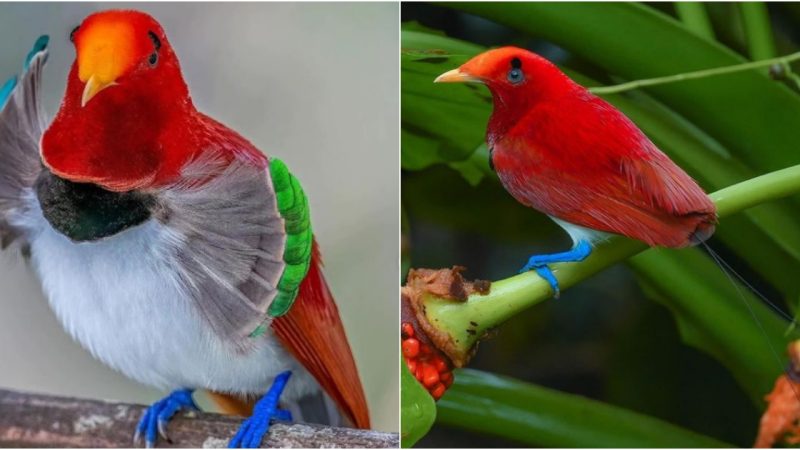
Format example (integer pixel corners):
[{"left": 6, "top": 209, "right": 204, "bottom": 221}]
[
  {"left": 675, "top": 2, "right": 716, "bottom": 40},
  {"left": 630, "top": 246, "right": 800, "bottom": 404},
  {"left": 401, "top": 356, "right": 436, "bottom": 447},
  {"left": 401, "top": 30, "right": 490, "bottom": 168},
  {"left": 437, "top": 369, "right": 733, "bottom": 447},
  {"left": 447, "top": 144, "right": 494, "bottom": 186},
  {"left": 740, "top": 2, "right": 777, "bottom": 60}
]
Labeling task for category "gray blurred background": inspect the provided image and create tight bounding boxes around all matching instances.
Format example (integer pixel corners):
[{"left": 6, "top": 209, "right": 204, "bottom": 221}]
[{"left": 0, "top": 2, "right": 398, "bottom": 432}]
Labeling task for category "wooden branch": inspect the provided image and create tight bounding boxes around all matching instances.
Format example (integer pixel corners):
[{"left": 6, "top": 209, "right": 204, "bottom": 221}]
[{"left": 0, "top": 389, "right": 398, "bottom": 448}]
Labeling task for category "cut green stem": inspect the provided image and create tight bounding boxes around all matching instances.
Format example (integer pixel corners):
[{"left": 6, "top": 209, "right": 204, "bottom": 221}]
[{"left": 422, "top": 164, "right": 800, "bottom": 359}]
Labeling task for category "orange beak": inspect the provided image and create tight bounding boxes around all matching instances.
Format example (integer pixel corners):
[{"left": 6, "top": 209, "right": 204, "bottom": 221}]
[
  {"left": 76, "top": 19, "right": 138, "bottom": 106},
  {"left": 434, "top": 68, "right": 482, "bottom": 84}
]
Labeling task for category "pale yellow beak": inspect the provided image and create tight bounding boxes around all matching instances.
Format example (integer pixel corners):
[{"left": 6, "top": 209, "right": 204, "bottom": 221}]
[
  {"left": 81, "top": 75, "right": 117, "bottom": 107},
  {"left": 434, "top": 68, "right": 482, "bottom": 83}
]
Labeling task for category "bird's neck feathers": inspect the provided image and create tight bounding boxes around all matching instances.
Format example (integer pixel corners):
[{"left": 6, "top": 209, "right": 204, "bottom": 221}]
[
  {"left": 486, "top": 62, "right": 580, "bottom": 147},
  {"left": 40, "top": 64, "right": 261, "bottom": 192}
]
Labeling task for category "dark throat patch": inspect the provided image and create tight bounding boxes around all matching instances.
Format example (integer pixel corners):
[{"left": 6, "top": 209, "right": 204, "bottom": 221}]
[{"left": 35, "top": 169, "right": 156, "bottom": 242}]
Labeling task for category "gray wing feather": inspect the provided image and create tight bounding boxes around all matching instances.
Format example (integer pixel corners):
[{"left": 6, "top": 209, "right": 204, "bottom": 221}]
[
  {"left": 0, "top": 50, "right": 47, "bottom": 250},
  {"left": 158, "top": 153, "right": 286, "bottom": 351}
]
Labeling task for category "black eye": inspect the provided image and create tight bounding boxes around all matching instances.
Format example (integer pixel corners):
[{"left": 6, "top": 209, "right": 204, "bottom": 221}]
[
  {"left": 507, "top": 57, "right": 524, "bottom": 84},
  {"left": 147, "top": 31, "right": 161, "bottom": 67},
  {"left": 69, "top": 26, "right": 79, "bottom": 43}
]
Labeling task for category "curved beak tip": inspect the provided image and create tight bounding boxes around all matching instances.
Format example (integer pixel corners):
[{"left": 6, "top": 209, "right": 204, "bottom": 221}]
[
  {"left": 434, "top": 68, "right": 480, "bottom": 84},
  {"left": 81, "top": 75, "right": 115, "bottom": 107}
]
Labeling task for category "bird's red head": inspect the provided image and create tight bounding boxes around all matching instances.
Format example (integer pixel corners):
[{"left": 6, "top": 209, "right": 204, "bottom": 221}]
[
  {"left": 435, "top": 47, "right": 579, "bottom": 139},
  {"left": 41, "top": 10, "right": 193, "bottom": 191}
]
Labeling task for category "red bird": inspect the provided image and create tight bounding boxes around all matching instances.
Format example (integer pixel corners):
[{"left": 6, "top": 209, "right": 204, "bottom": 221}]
[
  {"left": 0, "top": 10, "right": 369, "bottom": 448},
  {"left": 436, "top": 47, "right": 716, "bottom": 294}
]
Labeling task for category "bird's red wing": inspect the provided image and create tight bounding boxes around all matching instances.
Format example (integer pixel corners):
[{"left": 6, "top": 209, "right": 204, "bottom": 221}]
[
  {"left": 495, "top": 95, "right": 716, "bottom": 248},
  {"left": 271, "top": 241, "right": 371, "bottom": 429},
  {"left": 619, "top": 153, "right": 716, "bottom": 218},
  {"left": 495, "top": 145, "right": 715, "bottom": 248},
  {"left": 508, "top": 159, "right": 715, "bottom": 248},
  {"left": 558, "top": 187, "right": 714, "bottom": 248}
]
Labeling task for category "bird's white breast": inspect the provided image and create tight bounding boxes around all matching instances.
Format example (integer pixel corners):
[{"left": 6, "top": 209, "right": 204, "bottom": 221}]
[
  {"left": 16, "top": 191, "right": 316, "bottom": 400},
  {"left": 550, "top": 216, "right": 612, "bottom": 246}
]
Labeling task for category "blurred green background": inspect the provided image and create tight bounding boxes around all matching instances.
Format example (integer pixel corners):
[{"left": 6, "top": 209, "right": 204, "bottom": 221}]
[
  {"left": 0, "top": 2, "right": 398, "bottom": 432},
  {"left": 402, "top": 2, "right": 800, "bottom": 447}
]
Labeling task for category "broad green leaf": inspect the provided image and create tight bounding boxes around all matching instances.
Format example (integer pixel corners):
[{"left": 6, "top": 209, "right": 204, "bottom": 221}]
[
  {"left": 447, "top": 144, "right": 494, "bottom": 186},
  {"left": 402, "top": 30, "right": 490, "bottom": 168},
  {"left": 675, "top": 2, "right": 715, "bottom": 40},
  {"left": 740, "top": 3, "right": 777, "bottom": 60},
  {"left": 629, "top": 247, "right": 800, "bottom": 405},
  {"left": 437, "top": 369, "right": 733, "bottom": 447}
]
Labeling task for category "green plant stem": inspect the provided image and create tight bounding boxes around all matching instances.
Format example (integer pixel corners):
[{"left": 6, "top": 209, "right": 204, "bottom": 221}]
[
  {"left": 423, "top": 164, "right": 800, "bottom": 357},
  {"left": 674, "top": 2, "right": 715, "bottom": 41},
  {"left": 589, "top": 50, "right": 800, "bottom": 95},
  {"left": 740, "top": 2, "right": 777, "bottom": 60}
]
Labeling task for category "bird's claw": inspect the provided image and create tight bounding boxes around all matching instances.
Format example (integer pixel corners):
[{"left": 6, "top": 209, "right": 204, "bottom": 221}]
[
  {"left": 134, "top": 389, "right": 197, "bottom": 448},
  {"left": 229, "top": 371, "right": 293, "bottom": 448},
  {"left": 519, "top": 261, "right": 561, "bottom": 298},
  {"left": 518, "top": 240, "right": 592, "bottom": 298}
]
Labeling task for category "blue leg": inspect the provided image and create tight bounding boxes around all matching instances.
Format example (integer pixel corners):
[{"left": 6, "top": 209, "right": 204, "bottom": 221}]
[
  {"left": 134, "top": 389, "right": 198, "bottom": 448},
  {"left": 519, "top": 240, "right": 592, "bottom": 298},
  {"left": 229, "top": 371, "right": 293, "bottom": 448}
]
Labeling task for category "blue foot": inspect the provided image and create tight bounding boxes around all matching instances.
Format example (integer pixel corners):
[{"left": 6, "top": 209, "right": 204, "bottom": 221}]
[
  {"left": 229, "top": 371, "right": 293, "bottom": 448},
  {"left": 134, "top": 389, "right": 198, "bottom": 448},
  {"left": 519, "top": 240, "right": 592, "bottom": 298}
]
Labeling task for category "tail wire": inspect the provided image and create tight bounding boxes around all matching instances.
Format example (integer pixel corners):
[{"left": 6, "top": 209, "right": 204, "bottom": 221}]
[{"left": 700, "top": 241, "right": 800, "bottom": 404}]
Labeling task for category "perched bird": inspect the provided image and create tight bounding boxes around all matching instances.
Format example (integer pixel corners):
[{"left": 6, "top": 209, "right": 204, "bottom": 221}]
[
  {"left": 0, "top": 10, "right": 369, "bottom": 448},
  {"left": 435, "top": 47, "right": 717, "bottom": 295}
]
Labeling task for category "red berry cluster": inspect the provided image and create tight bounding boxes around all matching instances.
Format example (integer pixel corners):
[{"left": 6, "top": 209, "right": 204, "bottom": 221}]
[{"left": 402, "top": 322, "right": 453, "bottom": 400}]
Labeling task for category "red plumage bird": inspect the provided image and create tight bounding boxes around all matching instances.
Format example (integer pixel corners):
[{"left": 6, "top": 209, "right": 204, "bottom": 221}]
[
  {"left": 0, "top": 10, "right": 369, "bottom": 448},
  {"left": 436, "top": 47, "right": 716, "bottom": 294}
]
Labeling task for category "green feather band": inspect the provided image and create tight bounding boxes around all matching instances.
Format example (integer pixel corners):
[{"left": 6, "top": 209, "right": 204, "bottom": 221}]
[{"left": 250, "top": 158, "right": 313, "bottom": 338}]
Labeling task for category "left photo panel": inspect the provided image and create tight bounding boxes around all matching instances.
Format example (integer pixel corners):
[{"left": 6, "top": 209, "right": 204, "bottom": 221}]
[{"left": 0, "top": 2, "right": 399, "bottom": 448}]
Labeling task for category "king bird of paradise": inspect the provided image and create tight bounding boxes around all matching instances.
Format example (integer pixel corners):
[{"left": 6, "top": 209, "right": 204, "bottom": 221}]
[
  {"left": 0, "top": 10, "right": 369, "bottom": 448},
  {"left": 436, "top": 47, "right": 718, "bottom": 289}
]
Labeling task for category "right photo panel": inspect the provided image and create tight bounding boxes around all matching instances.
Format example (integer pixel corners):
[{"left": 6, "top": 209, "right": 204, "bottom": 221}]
[{"left": 401, "top": 2, "right": 800, "bottom": 448}]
